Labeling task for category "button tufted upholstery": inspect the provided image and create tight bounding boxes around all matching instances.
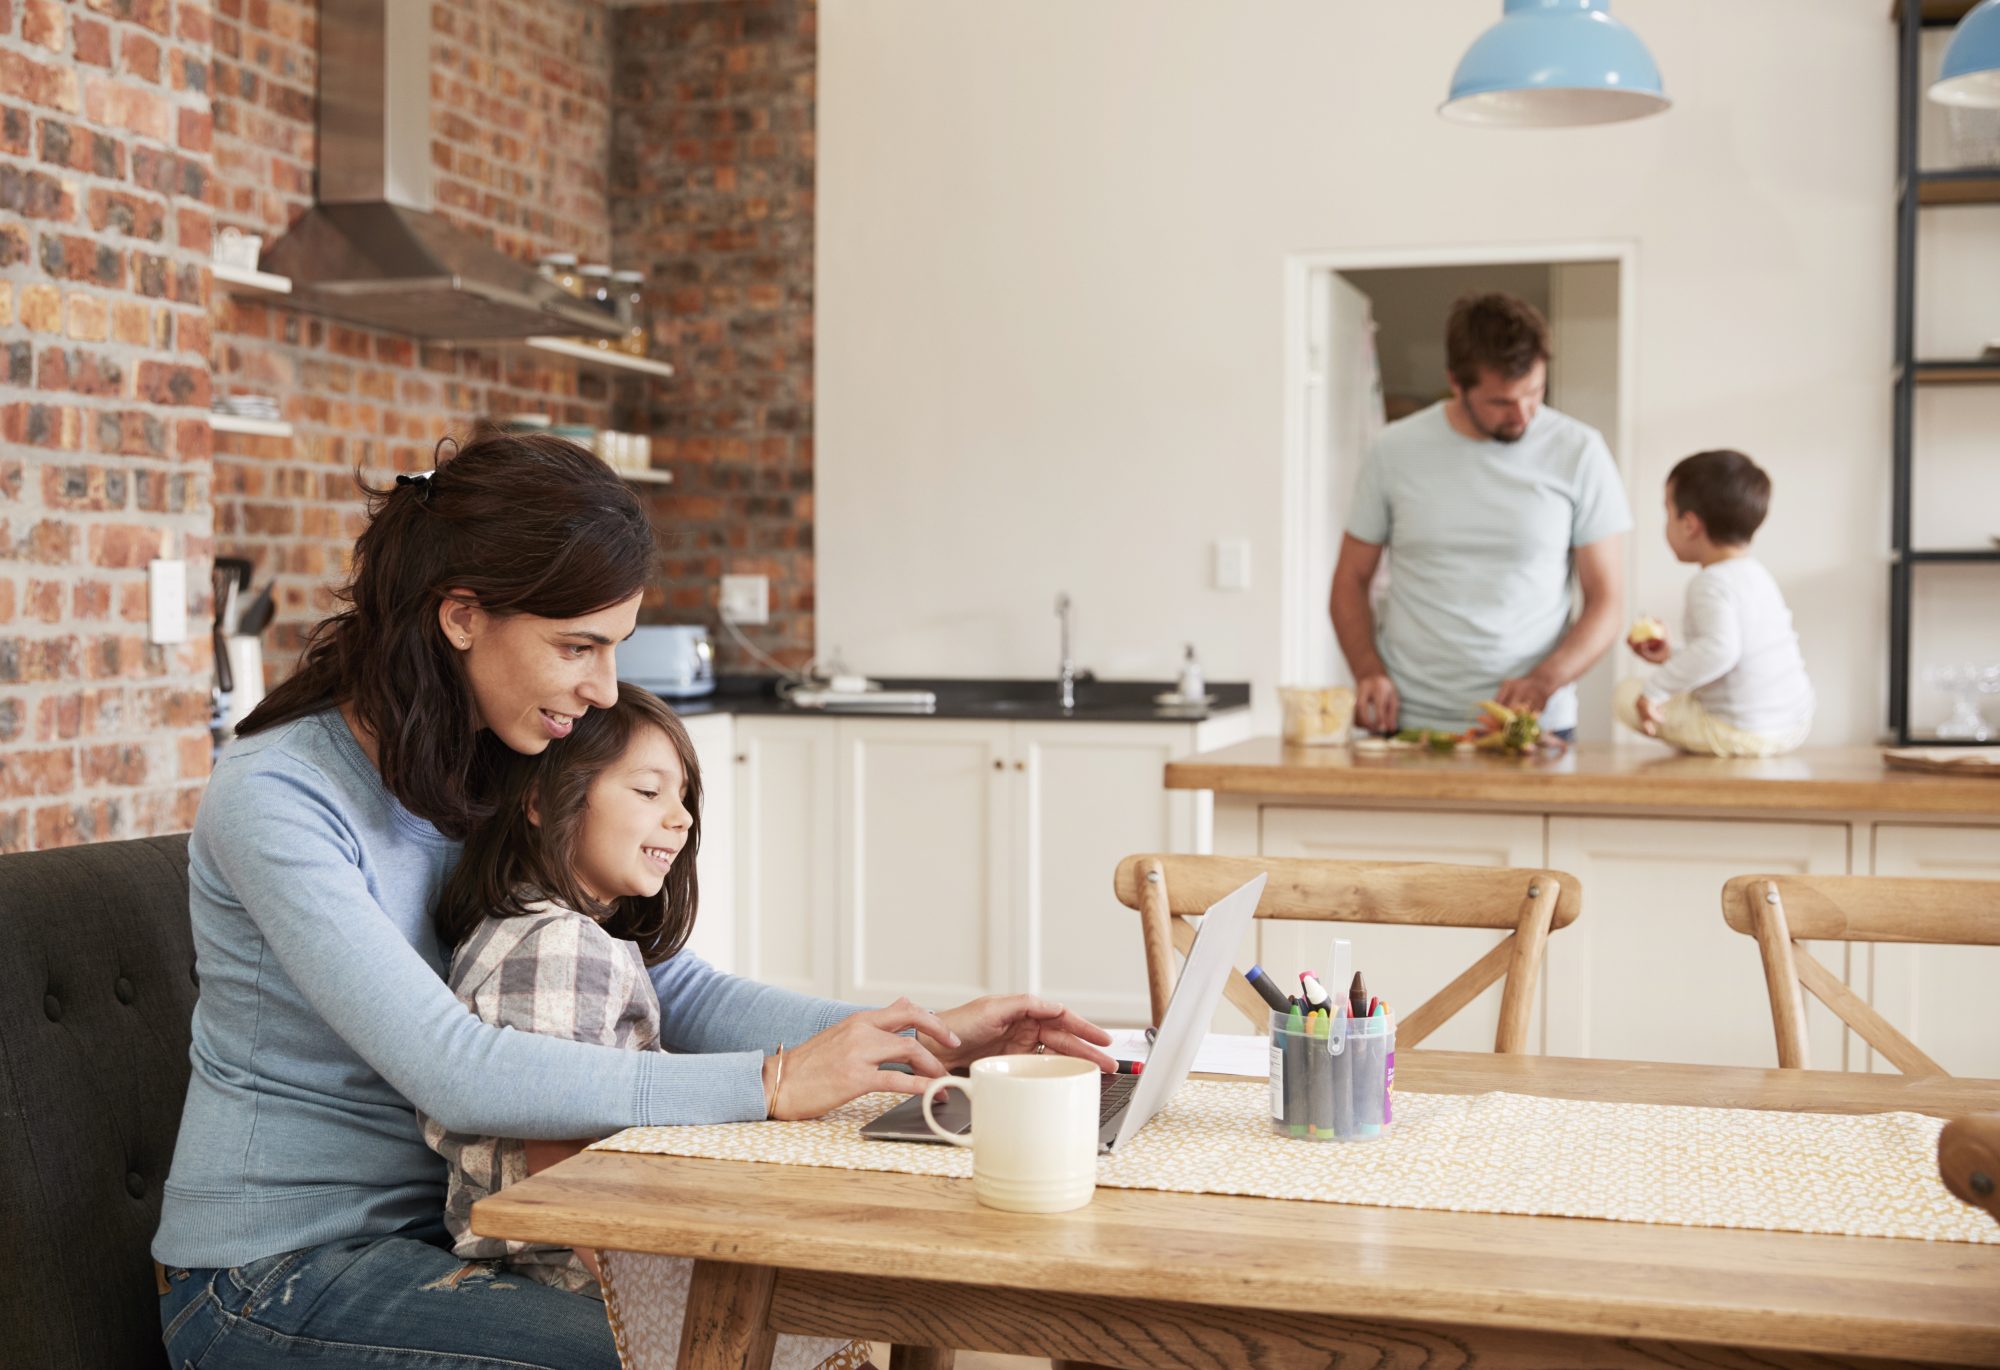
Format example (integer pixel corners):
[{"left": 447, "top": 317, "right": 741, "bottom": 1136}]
[{"left": 0, "top": 834, "right": 193, "bottom": 1370}]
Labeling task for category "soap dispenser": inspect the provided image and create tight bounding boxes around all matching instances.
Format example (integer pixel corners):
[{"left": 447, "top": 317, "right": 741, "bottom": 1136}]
[{"left": 1175, "top": 644, "right": 1206, "bottom": 702}]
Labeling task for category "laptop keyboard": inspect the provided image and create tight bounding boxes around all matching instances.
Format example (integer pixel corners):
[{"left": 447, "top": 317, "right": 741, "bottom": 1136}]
[{"left": 1098, "top": 1072, "right": 1139, "bottom": 1126}]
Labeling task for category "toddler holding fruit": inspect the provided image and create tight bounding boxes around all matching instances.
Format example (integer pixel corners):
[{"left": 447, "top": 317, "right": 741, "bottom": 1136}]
[{"left": 1617, "top": 449, "right": 1814, "bottom": 757}]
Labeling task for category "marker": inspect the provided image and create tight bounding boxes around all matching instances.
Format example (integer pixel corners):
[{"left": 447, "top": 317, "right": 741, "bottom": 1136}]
[
  {"left": 1245, "top": 964, "right": 1293, "bottom": 1014},
  {"left": 1283, "top": 1002, "right": 1308, "bottom": 1137},
  {"left": 1309, "top": 1009, "right": 1333, "bottom": 1140},
  {"left": 1113, "top": 1059, "right": 1145, "bottom": 1075},
  {"left": 1348, "top": 971, "right": 1369, "bottom": 1020}
]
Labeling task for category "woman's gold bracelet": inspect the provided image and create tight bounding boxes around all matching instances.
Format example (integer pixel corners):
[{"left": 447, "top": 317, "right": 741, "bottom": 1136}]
[{"left": 765, "top": 1043, "right": 787, "bottom": 1119}]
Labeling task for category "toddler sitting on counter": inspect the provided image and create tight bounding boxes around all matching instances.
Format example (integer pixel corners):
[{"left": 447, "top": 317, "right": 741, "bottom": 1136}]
[{"left": 1618, "top": 448, "right": 1814, "bottom": 758}]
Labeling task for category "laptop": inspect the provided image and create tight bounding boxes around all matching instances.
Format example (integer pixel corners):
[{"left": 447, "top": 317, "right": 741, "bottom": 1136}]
[{"left": 860, "top": 872, "right": 1268, "bottom": 1153}]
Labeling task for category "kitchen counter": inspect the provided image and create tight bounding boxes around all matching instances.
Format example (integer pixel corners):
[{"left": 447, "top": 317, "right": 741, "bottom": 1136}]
[
  {"left": 1164, "top": 737, "right": 2000, "bottom": 817},
  {"left": 662, "top": 676, "right": 1251, "bottom": 724}
]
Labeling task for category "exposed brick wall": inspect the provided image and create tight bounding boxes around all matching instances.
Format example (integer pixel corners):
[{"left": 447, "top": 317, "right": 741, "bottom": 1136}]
[
  {"left": 0, "top": 0, "right": 677, "bottom": 852},
  {"left": 612, "top": 0, "right": 815, "bottom": 668},
  {"left": 207, "top": 0, "right": 624, "bottom": 673},
  {"left": 0, "top": 0, "right": 219, "bottom": 853}
]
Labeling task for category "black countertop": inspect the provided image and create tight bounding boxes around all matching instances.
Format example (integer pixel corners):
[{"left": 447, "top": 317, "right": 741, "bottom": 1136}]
[{"left": 658, "top": 676, "right": 1252, "bottom": 724}]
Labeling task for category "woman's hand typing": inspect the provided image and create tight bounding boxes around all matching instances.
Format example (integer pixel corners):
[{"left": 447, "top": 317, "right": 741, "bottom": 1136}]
[
  {"left": 919, "top": 994, "right": 1116, "bottom": 1074},
  {"left": 762, "top": 998, "right": 960, "bottom": 1120}
]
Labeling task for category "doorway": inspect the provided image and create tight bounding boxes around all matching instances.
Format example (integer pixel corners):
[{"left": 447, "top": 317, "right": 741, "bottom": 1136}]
[{"left": 1281, "top": 244, "right": 1634, "bottom": 743}]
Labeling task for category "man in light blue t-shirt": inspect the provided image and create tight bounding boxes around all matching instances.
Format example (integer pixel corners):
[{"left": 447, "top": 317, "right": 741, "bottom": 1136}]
[{"left": 1330, "top": 292, "right": 1630, "bottom": 737}]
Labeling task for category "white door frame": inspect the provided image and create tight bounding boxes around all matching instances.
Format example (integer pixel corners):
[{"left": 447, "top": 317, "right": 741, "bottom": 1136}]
[{"left": 1279, "top": 240, "right": 1640, "bottom": 687}]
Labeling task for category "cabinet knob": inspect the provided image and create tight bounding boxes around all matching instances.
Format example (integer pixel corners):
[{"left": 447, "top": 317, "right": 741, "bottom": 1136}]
[
  {"left": 992, "top": 759, "right": 1003, "bottom": 771},
  {"left": 735, "top": 754, "right": 747, "bottom": 764},
  {"left": 1014, "top": 760, "right": 1025, "bottom": 771}
]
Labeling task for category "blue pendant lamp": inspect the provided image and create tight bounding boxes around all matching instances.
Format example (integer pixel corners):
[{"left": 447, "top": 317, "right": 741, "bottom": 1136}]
[
  {"left": 1932, "top": 0, "right": 2000, "bottom": 108},
  {"left": 1442, "top": 0, "right": 1669, "bottom": 127}
]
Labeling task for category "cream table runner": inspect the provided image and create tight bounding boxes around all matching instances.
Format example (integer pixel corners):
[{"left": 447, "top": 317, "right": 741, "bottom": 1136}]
[{"left": 590, "top": 1080, "right": 1995, "bottom": 1245}]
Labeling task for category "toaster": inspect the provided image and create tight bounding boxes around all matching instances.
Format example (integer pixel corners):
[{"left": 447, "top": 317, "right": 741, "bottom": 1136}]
[{"left": 623, "top": 624, "right": 715, "bottom": 698}]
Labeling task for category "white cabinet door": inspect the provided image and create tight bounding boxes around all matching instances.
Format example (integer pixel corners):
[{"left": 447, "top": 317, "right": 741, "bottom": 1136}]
[
  {"left": 677, "top": 712, "right": 736, "bottom": 973},
  {"left": 837, "top": 720, "right": 1012, "bottom": 1007},
  {"left": 1257, "top": 807, "right": 1547, "bottom": 1052},
  {"left": 1867, "top": 824, "right": 2000, "bottom": 1077},
  {"left": 732, "top": 717, "right": 839, "bottom": 998},
  {"left": 1545, "top": 817, "right": 1849, "bottom": 1068},
  {"left": 1012, "top": 722, "right": 1202, "bottom": 1028}
]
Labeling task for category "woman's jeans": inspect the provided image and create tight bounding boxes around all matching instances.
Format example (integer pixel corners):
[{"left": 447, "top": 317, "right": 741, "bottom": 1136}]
[{"left": 159, "top": 1222, "right": 620, "bottom": 1369}]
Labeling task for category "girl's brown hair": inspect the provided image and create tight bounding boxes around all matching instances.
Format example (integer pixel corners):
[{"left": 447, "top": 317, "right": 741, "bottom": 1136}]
[
  {"left": 434, "top": 683, "right": 703, "bottom": 965},
  {"left": 238, "top": 430, "right": 656, "bottom": 840}
]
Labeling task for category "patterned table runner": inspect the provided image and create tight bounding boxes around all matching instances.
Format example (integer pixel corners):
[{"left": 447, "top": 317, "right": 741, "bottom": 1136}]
[{"left": 591, "top": 1080, "right": 1996, "bottom": 1245}]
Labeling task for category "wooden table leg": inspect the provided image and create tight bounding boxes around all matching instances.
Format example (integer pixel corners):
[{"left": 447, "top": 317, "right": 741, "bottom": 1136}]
[{"left": 678, "top": 1258, "right": 778, "bottom": 1370}]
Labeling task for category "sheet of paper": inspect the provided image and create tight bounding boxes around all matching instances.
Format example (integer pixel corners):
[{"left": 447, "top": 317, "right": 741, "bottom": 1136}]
[{"left": 1106, "top": 1028, "right": 1270, "bottom": 1078}]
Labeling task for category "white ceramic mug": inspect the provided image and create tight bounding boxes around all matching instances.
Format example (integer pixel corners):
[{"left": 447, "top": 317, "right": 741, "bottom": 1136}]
[{"left": 920, "top": 1054, "right": 1098, "bottom": 1213}]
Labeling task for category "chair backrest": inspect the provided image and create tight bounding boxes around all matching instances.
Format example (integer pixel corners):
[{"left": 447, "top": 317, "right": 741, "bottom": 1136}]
[
  {"left": 1111, "top": 853, "right": 1581, "bottom": 1052},
  {"left": 0, "top": 834, "right": 194, "bottom": 1370},
  {"left": 1722, "top": 874, "right": 2000, "bottom": 1077}
]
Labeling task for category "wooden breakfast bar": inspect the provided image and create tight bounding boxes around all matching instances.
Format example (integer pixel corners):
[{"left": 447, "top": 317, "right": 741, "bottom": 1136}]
[{"left": 1166, "top": 741, "right": 2000, "bottom": 1075}]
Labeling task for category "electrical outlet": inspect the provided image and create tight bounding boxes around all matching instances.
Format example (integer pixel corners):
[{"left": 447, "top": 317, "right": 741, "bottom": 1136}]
[
  {"left": 719, "top": 574, "right": 769, "bottom": 625},
  {"left": 148, "top": 558, "right": 188, "bottom": 644}
]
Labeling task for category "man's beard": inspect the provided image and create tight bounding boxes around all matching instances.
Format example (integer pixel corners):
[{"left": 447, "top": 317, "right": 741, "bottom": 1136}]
[{"left": 1470, "top": 410, "right": 1529, "bottom": 444}]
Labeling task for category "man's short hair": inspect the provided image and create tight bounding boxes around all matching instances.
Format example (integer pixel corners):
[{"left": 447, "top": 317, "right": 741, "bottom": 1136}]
[
  {"left": 1445, "top": 292, "right": 1551, "bottom": 391},
  {"left": 1668, "top": 449, "right": 1772, "bottom": 546}
]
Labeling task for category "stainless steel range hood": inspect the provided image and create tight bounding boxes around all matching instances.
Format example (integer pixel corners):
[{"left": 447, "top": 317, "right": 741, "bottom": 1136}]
[{"left": 258, "top": 0, "right": 620, "bottom": 340}]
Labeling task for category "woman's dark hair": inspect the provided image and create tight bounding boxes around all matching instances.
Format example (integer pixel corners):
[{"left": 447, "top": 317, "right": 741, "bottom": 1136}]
[
  {"left": 1445, "top": 291, "right": 1552, "bottom": 391},
  {"left": 434, "top": 683, "right": 702, "bottom": 965},
  {"left": 1668, "top": 448, "right": 1771, "bottom": 546},
  {"left": 238, "top": 430, "right": 656, "bottom": 839}
]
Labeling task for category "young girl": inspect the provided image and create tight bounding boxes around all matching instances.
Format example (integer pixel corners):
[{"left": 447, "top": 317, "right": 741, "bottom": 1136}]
[{"left": 421, "top": 685, "right": 865, "bottom": 1367}]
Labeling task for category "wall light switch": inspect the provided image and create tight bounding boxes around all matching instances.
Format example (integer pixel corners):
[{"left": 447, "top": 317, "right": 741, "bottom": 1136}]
[
  {"left": 719, "top": 573, "right": 770, "bottom": 625},
  {"left": 1213, "top": 539, "right": 1251, "bottom": 592},
  {"left": 149, "top": 558, "right": 188, "bottom": 644}
]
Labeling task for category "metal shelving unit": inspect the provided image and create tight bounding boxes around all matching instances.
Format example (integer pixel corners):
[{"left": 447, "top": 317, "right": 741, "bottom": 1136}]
[{"left": 1889, "top": 0, "right": 2000, "bottom": 743}]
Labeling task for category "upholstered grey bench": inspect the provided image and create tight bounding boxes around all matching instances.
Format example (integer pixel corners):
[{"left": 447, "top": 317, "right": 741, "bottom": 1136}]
[{"left": 1, "top": 834, "right": 193, "bottom": 1370}]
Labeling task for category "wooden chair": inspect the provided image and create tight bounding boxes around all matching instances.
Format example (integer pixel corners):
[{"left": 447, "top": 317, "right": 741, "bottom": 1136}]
[
  {"left": 1940, "top": 1114, "right": 2000, "bottom": 1227},
  {"left": 1721, "top": 874, "right": 2000, "bottom": 1076},
  {"left": 1110, "top": 853, "right": 1581, "bottom": 1052}
]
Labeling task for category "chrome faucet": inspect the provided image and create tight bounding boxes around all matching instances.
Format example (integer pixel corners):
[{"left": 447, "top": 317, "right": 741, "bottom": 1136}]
[{"left": 1055, "top": 592, "right": 1075, "bottom": 713}]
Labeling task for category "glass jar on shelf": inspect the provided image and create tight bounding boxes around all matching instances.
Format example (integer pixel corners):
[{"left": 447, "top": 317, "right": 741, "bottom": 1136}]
[
  {"left": 537, "top": 252, "right": 581, "bottom": 298},
  {"left": 612, "top": 269, "right": 650, "bottom": 357},
  {"left": 577, "top": 264, "right": 615, "bottom": 348}
]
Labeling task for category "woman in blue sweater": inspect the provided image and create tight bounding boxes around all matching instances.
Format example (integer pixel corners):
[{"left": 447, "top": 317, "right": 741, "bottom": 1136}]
[{"left": 155, "top": 432, "right": 1113, "bottom": 1369}]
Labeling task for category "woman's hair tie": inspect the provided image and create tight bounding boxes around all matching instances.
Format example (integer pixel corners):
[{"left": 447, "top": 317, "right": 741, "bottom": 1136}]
[{"left": 395, "top": 471, "right": 434, "bottom": 503}]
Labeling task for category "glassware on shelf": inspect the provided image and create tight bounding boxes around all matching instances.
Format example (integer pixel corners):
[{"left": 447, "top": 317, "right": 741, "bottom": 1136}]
[
  {"left": 538, "top": 252, "right": 581, "bottom": 298},
  {"left": 1922, "top": 663, "right": 1995, "bottom": 741},
  {"left": 612, "top": 269, "right": 649, "bottom": 357},
  {"left": 577, "top": 264, "right": 615, "bottom": 348}
]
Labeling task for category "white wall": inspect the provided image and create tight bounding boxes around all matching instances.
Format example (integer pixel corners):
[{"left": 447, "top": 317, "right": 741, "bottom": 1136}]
[{"left": 816, "top": 1, "right": 1932, "bottom": 744}]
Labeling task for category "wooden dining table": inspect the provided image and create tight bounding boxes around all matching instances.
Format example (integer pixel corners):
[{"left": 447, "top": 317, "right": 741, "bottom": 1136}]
[{"left": 471, "top": 1051, "right": 2000, "bottom": 1369}]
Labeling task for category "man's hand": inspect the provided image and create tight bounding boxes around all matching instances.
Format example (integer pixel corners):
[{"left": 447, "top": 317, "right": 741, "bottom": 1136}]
[
  {"left": 1493, "top": 672, "right": 1556, "bottom": 716},
  {"left": 1354, "top": 673, "right": 1401, "bottom": 734},
  {"left": 1634, "top": 693, "right": 1662, "bottom": 737}
]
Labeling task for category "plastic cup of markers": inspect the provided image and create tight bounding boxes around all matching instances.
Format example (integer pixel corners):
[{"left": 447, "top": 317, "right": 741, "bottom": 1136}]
[{"left": 1267, "top": 1008, "right": 1394, "bottom": 1143}]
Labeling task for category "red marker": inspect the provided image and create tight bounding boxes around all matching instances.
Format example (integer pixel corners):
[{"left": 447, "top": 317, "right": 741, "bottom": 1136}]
[{"left": 1114, "top": 1059, "right": 1145, "bottom": 1075}]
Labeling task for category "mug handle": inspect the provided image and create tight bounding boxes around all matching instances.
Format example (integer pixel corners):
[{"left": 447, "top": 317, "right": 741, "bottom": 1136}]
[{"left": 920, "top": 1075, "right": 975, "bottom": 1149}]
